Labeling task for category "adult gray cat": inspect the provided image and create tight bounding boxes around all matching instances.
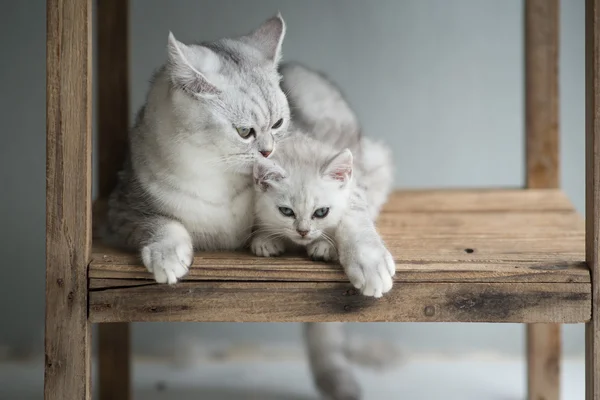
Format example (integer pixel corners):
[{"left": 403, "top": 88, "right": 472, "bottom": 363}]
[{"left": 105, "top": 15, "right": 290, "bottom": 283}]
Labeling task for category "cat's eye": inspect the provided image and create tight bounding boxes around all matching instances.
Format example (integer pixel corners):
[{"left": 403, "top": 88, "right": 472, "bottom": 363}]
[
  {"left": 272, "top": 118, "right": 284, "bottom": 129},
  {"left": 313, "top": 207, "right": 330, "bottom": 219},
  {"left": 236, "top": 126, "right": 255, "bottom": 138},
  {"left": 278, "top": 207, "right": 295, "bottom": 218}
]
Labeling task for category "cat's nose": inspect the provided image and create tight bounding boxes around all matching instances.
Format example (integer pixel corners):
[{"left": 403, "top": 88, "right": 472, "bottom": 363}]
[
  {"left": 297, "top": 229, "right": 309, "bottom": 237},
  {"left": 259, "top": 150, "right": 272, "bottom": 158}
]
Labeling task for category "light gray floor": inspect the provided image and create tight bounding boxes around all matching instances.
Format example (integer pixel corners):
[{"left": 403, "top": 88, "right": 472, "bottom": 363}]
[{"left": 0, "top": 356, "right": 585, "bottom": 399}]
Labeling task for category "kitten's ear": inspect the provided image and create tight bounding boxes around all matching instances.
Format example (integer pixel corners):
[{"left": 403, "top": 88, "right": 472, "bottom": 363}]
[
  {"left": 167, "top": 32, "right": 221, "bottom": 96},
  {"left": 254, "top": 158, "right": 286, "bottom": 191},
  {"left": 322, "top": 149, "right": 353, "bottom": 184},
  {"left": 244, "top": 14, "right": 286, "bottom": 64}
]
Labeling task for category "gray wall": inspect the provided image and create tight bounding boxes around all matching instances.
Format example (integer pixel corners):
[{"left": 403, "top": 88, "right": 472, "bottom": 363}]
[{"left": 0, "top": 0, "right": 586, "bottom": 358}]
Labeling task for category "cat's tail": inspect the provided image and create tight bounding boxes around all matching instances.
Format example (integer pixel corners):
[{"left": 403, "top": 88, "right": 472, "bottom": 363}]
[
  {"left": 304, "top": 323, "right": 402, "bottom": 400},
  {"left": 358, "top": 137, "right": 394, "bottom": 219},
  {"left": 343, "top": 333, "right": 403, "bottom": 370}
]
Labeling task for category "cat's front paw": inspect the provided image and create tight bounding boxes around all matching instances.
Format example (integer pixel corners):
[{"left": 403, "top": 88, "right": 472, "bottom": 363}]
[
  {"left": 341, "top": 243, "right": 395, "bottom": 298},
  {"left": 307, "top": 240, "right": 338, "bottom": 262},
  {"left": 250, "top": 235, "right": 285, "bottom": 257},
  {"left": 140, "top": 224, "right": 193, "bottom": 284}
]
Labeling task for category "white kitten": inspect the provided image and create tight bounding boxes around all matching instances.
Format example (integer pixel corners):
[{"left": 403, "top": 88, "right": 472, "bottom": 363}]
[{"left": 251, "top": 134, "right": 396, "bottom": 298}]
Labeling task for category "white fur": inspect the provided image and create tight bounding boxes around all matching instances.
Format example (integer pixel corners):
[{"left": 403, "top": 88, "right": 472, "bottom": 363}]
[
  {"left": 141, "top": 221, "right": 193, "bottom": 284},
  {"left": 125, "top": 16, "right": 289, "bottom": 283},
  {"left": 251, "top": 135, "right": 395, "bottom": 298},
  {"left": 307, "top": 240, "right": 338, "bottom": 262},
  {"left": 359, "top": 137, "right": 394, "bottom": 219},
  {"left": 304, "top": 323, "right": 361, "bottom": 400}
]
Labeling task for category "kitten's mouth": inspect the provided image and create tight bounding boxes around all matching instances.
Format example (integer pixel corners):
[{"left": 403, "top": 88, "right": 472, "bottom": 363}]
[{"left": 290, "top": 235, "right": 315, "bottom": 245}]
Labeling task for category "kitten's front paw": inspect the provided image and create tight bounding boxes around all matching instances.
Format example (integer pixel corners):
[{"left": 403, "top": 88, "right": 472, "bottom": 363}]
[
  {"left": 141, "top": 228, "right": 193, "bottom": 284},
  {"left": 341, "top": 243, "right": 395, "bottom": 298},
  {"left": 307, "top": 240, "right": 338, "bottom": 262},
  {"left": 250, "top": 235, "right": 285, "bottom": 257}
]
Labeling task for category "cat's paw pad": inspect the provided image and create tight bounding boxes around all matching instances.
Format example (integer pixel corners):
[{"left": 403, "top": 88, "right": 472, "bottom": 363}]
[
  {"left": 307, "top": 240, "right": 338, "bottom": 262},
  {"left": 250, "top": 236, "right": 285, "bottom": 257},
  {"left": 343, "top": 244, "right": 395, "bottom": 298},
  {"left": 141, "top": 239, "right": 193, "bottom": 285},
  {"left": 314, "top": 368, "right": 362, "bottom": 400}
]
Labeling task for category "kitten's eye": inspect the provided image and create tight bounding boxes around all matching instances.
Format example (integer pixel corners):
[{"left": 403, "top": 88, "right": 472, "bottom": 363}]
[
  {"left": 271, "top": 118, "right": 283, "bottom": 129},
  {"left": 313, "top": 207, "right": 330, "bottom": 219},
  {"left": 236, "top": 127, "right": 255, "bottom": 138},
  {"left": 278, "top": 207, "right": 295, "bottom": 218}
]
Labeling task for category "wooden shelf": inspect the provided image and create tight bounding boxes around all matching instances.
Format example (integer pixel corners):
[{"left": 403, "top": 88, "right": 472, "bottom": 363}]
[{"left": 89, "top": 189, "right": 590, "bottom": 324}]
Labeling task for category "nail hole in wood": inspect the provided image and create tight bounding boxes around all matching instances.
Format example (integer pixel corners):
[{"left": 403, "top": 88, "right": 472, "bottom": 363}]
[
  {"left": 464, "top": 248, "right": 474, "bottom": 254},
  {"left": 424, "top": 306, "right": 435, "bottom": 317}
]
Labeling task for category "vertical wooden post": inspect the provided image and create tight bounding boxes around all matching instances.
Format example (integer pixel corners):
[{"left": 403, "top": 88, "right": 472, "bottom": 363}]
[
  {"left": 526, "top": 0, "right": 560, "bottom": 190},
  {"left": 586, "top": 1, "right": 600, "bottom": 399},
  {"left": 97, "top": 1, "right": 131, "bottom": 399},
  {"left": 524, "top": 1, "right": 561, "bottom": 400},
  {"left": 98, "top": 0, "right": 130, "bottom": 196},
  {"left": 45, "top": 0, "right": 93, "bottom": 399}
]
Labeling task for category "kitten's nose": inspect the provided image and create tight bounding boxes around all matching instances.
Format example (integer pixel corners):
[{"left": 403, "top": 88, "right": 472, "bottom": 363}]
[
  {"left": 259, "top": 150, "right": 272, "bottom": 158},
  {"left": 297, "top": 229, "right": 309, "bottom": 237}
]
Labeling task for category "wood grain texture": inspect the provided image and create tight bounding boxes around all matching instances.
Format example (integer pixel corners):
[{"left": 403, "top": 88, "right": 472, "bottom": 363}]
[
  {"left": 88, "top": 281, "right": 590, "bottom": 324},
  {"left": 525, "top": 2, "right": 561, "bottom": 399},
  {"left": 96, "top": 1, "right": 131, "bottom": 400},
  {"left": 89, "top": 189, "right": 587, "bottom": 284},
  {"left": 382, "top": 189, "right": 572, "bottom": 212},
  {"left": 98, "top": 324, "right": 130, "bottom": 400},
  {"left": 525, "top": 0, "right": 559, "bottom": 189},
  {"left": 97, "top": 0, "right": 129, "bottom": 198},
  {"left": 45, "top": 0, "right": 92, "bottom": 399},
  {"left": 586, "top": 1, "right": 600, "bottom": 399},
  {"left": 527, "top": 323, "right": 561, "bottom": 400}
]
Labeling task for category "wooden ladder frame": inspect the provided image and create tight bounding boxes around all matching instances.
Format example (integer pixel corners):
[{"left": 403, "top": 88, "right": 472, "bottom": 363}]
[{"left": 44, "top": 0, "right": 599, "bottom": 399}]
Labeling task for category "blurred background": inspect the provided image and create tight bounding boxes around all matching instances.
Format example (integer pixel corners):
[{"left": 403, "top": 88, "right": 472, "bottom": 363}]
[{"left": 0, "top": 0, "right": 586, "bottom": 398}]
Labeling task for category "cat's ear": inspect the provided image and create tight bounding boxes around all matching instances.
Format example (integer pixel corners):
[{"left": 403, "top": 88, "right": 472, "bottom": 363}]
[
  {"left": 254, "top": 158, "right": 286, "bottom": 191},
  {"left": 322, "top": 149, "right": 353, "bottom": 185},
  {"left": 244, "top": 14, "right": 286, "bottom": 64},
  {"left": 167, "top": 32, "right": 221, "bottom": 96}
]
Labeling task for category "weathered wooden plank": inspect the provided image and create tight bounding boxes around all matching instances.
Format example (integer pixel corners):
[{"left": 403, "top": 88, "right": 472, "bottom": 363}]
[
  {"left": 90, "top": 279, "right": 156, "bottom": 290},
  {"left": 45, "top": 0, "right": 92, "bottom": 399},
  {"left": 89, "top": 249, "right": 588, "bottom": 283},
  {"left": 96, "top": 1, "right": 131, "bottom": 399},
  {"left": 89, "top": 201, "right": 587, "bottom": 284},
  {"left": 88, "top": 281, "right": 590, "bottom": 324},
  {"left": 88, "top": 262, "right": 588, "bottom": 284},
  {"left": 375, "top": 212, "right": 582, "bottom": 234},
  {"left": 382, "top": 189, "right": 571, "bottom": 212},
  {"left": 586, "top": 1, "right": 600, "bottom": 399}
]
